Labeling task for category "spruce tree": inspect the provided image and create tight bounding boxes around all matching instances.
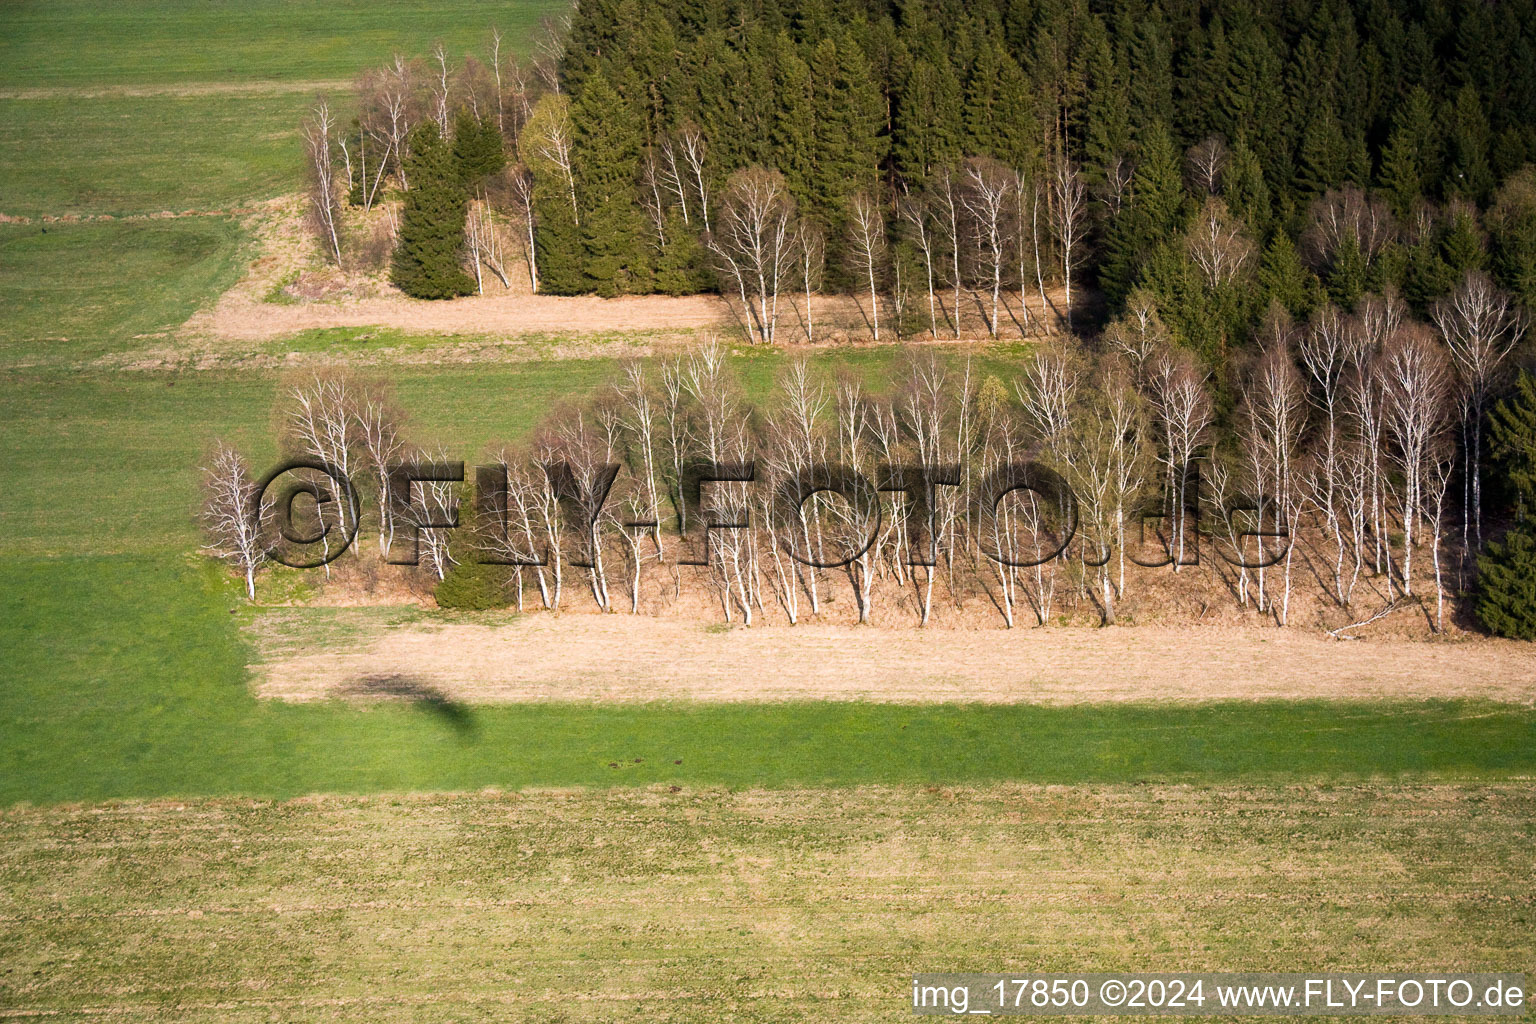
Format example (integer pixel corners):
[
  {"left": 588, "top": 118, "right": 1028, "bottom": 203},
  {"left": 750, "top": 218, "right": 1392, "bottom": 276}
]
[
  {"left": 452, "top": 109, "right": 506, "bottom": 187},
  {"left": 1440, "top": 205, "right": 1487, "bottom": 279},
  {"left": 1325, "top": 233, "right": 1367, "bottom": 308},
  {"left": 1078, "top": 17, "right": 1132, "bottom": 179},
  {"left": 533, "top": 197, "right": 587, "bottom": 295},
  {"left": 653, "top": 210, "right": 708, "bottom": 295},
  {"left": 390, "top": 122, "right": 474, "bottom": 300},
  {"left": 1489, "top": 370, "right": 1536, "bottom": 519},
  {"left": 770, "top": 35, "right": 817, "bottom": 205},
  {"left": 1295, "top": 109, "right": 1350, "bottom": 196},
  {"left": 1256, "top": 232, "right": 1319, "bottom": 317},
  {"left": 571, "top": 68, "right": 651, "bottom": 296},
  {"left": 894, "top": 49, "right": 963, "bottom": 185},
  {"left": 1447, "top": 85, "right": 1494, "bottom": 201},
  {"left": 519, "top": 95, "right": 586, "bottom": 295},
  {"left": 809, "top": 33, "right": 885, "bottom": 274},
  {"left": 1224, "top": 135, "right": 1272, "bottom": 236},
  {"left": 1098, "top": 123, "right": 1188, "bottom": 306},
  {"left": 1401, "top": 230, "right": 1455, "bottom": 311},
  {"left": 1488, "top": 168, "right": 1536, "bottom": 312},
  {"left": 1478, "top": 370, "right": 1536, "bottom": 639},
  {"left": 1478, "top": 523, "right": 1536, "bottom": 639}
]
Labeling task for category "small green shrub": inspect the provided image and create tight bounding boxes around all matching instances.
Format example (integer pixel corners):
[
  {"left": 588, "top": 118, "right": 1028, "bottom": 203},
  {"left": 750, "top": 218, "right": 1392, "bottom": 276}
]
[{"left": 434, "top": 563, "right": 515, "bottom": 610}]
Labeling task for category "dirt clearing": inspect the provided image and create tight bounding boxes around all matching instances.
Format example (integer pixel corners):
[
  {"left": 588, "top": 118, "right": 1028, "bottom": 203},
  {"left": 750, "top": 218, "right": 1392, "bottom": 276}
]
[{"left": 250, "top": 612, "right": 1536, "bottom": 704}]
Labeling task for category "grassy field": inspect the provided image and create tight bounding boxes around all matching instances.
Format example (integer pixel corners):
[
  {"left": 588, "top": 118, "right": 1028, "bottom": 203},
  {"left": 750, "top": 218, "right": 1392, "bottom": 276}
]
[
  {"left": 2, "top": 1, "right": 1532, "bottom": 1016},
  {"left": 0, "top": 220, "right": 249, "bottom": 365},
  {"left": 0, "top": 94, "right": 304, "bottom": 218},
  {"left": 2, "top": 784, "right": 1531, "bottom": 1020},
  {"left": 0, "top": 0, "right": 569, "bottom": 88},
  {"left": 0, "top": 0, "right": 569, "bottom": 219},
  {"left": 1, "top": 555, "right": 1533, "bottom": 806}
]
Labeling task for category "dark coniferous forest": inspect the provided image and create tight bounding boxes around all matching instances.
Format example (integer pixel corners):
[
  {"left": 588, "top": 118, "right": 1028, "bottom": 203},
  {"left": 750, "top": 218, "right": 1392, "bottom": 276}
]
[{"left": 534, "top": 0, "right": 1536, "bottom": 338}]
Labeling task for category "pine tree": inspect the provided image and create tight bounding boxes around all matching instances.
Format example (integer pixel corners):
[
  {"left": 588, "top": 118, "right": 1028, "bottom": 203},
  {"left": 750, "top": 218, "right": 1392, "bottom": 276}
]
[
  {"left": 1078, "top": 16, "right": 1132, "bottom": 179},
  {"left": 1447, "top": 85, "right": 1494, "bottom": 201},
  {"left": 390, "top": 122, "right": 475, "bottom": 300},
  {"left": 1488, "top": 168, "right": 1536, "bottom": 312},
  {"left": 1098, "top": 123, "right": 1188, "bottom": 306},
  {"left": 571, "top": 68, "right": 652, "bottom": 295},
  {"left": 653, "top": 210, "right": 708, "bottom": 295},
  {"left": 1478, "top": 523, "right": 1536, "bottom": 639},
  {"left": 1256, "top": 231, "right": 1319, "bottom": 317},
  {"left": 1224, "top": 135, "right": 1272, "bottom": 236}
]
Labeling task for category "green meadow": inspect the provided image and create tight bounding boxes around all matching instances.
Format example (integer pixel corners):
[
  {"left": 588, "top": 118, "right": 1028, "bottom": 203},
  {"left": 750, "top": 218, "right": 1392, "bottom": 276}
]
[
  {"left": 3, "top": 555, "right": 1533, "bottom": 807},
  {"left": 0, "top": 95, "right": 303, "bottom": 218},
  {"left": 0, "top": 0, "right": 569, "bottom": 87}
]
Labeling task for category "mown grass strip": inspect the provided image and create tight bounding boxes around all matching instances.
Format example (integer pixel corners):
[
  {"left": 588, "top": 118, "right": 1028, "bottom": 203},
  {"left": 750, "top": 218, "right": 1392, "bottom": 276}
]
[{"left": 3, "top": 556, "right": 1533, "bottom": 806}]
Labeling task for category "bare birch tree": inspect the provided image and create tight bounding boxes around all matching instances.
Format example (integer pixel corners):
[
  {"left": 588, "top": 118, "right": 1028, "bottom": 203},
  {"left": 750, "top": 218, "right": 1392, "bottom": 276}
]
[
  {"left": 929, "top": 164, "right": 964, "bottom": 338},
  {"left": 1381, "top": 325, "right": 1453, "bottom": 596},
  {"left": 1298, "top": 303, "right": 1351, "bottom": 602},
  {"left": 1143, "top": 346, "right": 1212, "bottom": 571},
  {"left": 430, "top": 42, "right": 452, "bottom": 129},
  {"left": 508, "top": 166, "right": 539, "bottom": 291},
  {"left": 1050, "top": 157, "right": 1088, "bottom": 330},
  {"left": 962, "top": 158, "right": 1013, "bottom": 338},
  {"left": 1431, "top": 270, "right": 1528, "bottom": 548},
  {"left": 355, "top": 383, "right": 407, "bottom": 557},
  {"left": 710, "top": 167, "right": 797, "bottom": 345},
  {"left": 1186, "top": 197, "right": 1254, "bottom": 290},
  {"left": 795, "top": 220, "right": 824, "bottom": 343},
  {"left": 302, "top": 101, "right": 343, "bottom": 265},
  {"left": 846, "top": 191, "right": 887, "bottom": 342},
  {"left": 898, "top": 187, "right": 941, "bottom": 339},
  {"left": 288, "top": 372, "right": 360, "bottom": 574},
  {"left": 201, "top": 442, "right": 272, "bottom": 600},
  {"left": 675, "top": 123, "right": 712, "bottom": 232},
  {"left": 1184, "top": 136, "right": 1228, "bottom": 196}
]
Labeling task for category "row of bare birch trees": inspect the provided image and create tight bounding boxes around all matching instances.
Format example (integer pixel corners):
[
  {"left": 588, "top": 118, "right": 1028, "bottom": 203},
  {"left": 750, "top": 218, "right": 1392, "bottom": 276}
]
[
  {"left": 205, "top": 271, "right": 1524, "bottom": 629},
  {"left": 706, "top": 156, "right": 1089, "bottom": 345}
]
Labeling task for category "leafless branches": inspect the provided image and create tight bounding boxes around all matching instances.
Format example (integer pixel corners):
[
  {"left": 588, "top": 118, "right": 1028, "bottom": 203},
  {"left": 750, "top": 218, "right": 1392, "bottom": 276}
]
[
  {"left": 709, "top": 167, "right": 798, "bottom": 345},
  {"left": 200, "top": 442, "right": 271, "bottom": 600},
  {"left": 1432, "top": 271, "right": 1528, "bottom": 547},
  {"left": 301, "top": 100, "right": 343, "bottom": 265}
]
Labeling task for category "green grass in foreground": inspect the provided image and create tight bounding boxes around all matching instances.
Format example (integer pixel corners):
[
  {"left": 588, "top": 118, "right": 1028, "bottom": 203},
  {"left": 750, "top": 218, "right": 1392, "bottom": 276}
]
[
  {"left": 2, "top": 555, "right": 1533, "bottom": 806},
  {"left": 0, "top": 0, "right": 569, "bottom": 88},
  {"left": 0, "top": 220, "right": 247, "bottom": 365},
  {"left": 2, "top": 785, "right": 1531, "bottom": 1021},
  {"left": 0, "top": 93, "right": 306, "bottom": 217}
]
